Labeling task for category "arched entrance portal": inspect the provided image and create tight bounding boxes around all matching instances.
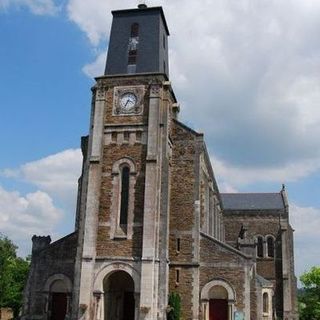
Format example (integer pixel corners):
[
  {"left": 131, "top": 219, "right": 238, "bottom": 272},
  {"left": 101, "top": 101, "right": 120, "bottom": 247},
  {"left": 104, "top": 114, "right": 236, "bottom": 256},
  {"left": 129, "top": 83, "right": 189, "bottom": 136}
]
[
  {"left": 103, "top": 270, "right": 135, "bottom": 320},
  {"left": 209, "top": 286, "right": 228, "bottom": 320},
  {"left": 49, "top": 280, "right": 69, "bottom": 320},
  {"left": 201, "top": 280, "right": 236, "bottom": 320}
]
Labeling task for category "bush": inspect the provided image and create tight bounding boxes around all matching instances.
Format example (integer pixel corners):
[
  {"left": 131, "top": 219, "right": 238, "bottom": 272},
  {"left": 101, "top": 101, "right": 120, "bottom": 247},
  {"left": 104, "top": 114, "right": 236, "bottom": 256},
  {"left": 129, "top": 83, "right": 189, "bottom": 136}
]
[{"left": 167, "top": 292, "right": 181, "bottom": 320}]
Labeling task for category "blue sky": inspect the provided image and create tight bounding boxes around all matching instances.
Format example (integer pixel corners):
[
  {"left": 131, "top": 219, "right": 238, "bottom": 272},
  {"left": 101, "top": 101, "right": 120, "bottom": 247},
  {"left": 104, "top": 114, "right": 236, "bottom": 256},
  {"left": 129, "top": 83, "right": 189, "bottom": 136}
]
[{"left": 0, "top": 0, "right": 320, "bottom": 282}]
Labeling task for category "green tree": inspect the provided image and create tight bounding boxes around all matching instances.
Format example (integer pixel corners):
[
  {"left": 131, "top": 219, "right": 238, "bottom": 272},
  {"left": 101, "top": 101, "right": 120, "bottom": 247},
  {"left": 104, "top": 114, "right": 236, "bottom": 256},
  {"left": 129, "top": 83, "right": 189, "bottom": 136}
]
[
  {"left": 167, "top": 292, "right": 181, "bottom": 320},
  {"left": 299, "top": 266, "right": 320, "bottom": 320},
  {"left": 0, "top": 234, "right": 30, "bottom": 317}
]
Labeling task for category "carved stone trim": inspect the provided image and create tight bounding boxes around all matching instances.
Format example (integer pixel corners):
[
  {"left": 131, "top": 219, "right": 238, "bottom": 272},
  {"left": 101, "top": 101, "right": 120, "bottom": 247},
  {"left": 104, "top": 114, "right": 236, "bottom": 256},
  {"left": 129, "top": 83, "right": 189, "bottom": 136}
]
[{"left": 150, "top": 84, "right": 161, "bottom": 96}]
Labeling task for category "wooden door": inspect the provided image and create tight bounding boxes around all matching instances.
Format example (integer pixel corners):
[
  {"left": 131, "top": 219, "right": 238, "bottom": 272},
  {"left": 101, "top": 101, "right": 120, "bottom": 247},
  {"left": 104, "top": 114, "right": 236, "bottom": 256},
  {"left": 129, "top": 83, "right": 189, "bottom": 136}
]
[
  {"left": 50, "top": 293, "right": 67, "bottom": 320},
  {"left": 209, "top": 299, "right": 228, "bottom": 320},
  {"left": 123, "top": 292, "right": 135, "bottom": 320}
]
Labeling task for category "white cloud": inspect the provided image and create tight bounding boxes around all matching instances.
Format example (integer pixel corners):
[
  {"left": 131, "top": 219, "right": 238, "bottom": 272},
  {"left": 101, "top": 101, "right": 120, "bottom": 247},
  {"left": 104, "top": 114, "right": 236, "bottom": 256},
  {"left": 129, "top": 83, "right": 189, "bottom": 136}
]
[
  {"left": 0, "top": 149, "right": 83, "bottom": 256},
  {"left": 211, "top": 154, "right": 320, "bottom": 189},
  {"left": 0, "top": 0, "right": 59, "bottom": 15},
  {"left": 20, "top": 149, "right": 82, "bottom": 193},
  {"left": 2, "top": 149, "right": 83, "bottom": 206},
  {"left": 290, "top": 204, "right": 320, "bottom": 237},
  {"left": 290, "top": 204, "right": 320, "bottom": 277},
  {"left": 82, "top": 51, "right": 106, "bottom": 78},
  {"left": 66, "top": 0, "right": 114, "bottom": 46},
  {"left": 0, "top": 186, "right": 62, "bottom": 255}
]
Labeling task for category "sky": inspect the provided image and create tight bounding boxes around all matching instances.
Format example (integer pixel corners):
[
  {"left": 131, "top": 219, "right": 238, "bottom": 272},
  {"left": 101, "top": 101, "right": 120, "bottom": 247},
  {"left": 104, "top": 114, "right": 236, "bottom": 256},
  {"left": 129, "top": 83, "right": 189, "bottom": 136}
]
[{"left": 0, "top": 0, "right": 320, "bottom": 282}]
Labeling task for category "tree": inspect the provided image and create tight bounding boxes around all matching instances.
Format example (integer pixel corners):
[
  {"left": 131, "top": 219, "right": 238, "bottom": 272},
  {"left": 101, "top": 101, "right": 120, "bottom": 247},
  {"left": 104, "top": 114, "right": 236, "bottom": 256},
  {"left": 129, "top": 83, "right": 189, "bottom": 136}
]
[
  {"left": 0, "top": 234, "right": 30, "bottom": 317},
  {"left": 299, "top": 266, "right": 320, "bottom": 320},
  {"left": 167, "top": 292, "right": 181, "bottom": 320}
]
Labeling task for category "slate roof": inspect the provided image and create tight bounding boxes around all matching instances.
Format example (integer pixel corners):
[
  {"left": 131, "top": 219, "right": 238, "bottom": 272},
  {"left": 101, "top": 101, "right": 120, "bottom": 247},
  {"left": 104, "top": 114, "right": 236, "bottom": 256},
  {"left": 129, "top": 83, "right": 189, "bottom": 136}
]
[
  {"left": 256, "top": 274, "right": 273, "bottom": 287},
  {"left": 221, "top": 193, "right": 284, "bottom": 210}
]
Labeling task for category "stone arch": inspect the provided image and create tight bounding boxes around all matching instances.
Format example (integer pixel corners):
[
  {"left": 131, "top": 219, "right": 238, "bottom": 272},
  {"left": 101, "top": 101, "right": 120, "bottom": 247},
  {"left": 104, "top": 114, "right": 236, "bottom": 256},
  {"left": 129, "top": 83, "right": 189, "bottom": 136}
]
[
  {"left": 43, "top": 274, "right": 72, "bottom": 320},
  {"left": 93, "top": 263, "right": 140, "bottom": 320},
  {"left": 201, "top": 279, "right": 235, "bottom": 301},
  {"left": 201, "top": 279, "right": 236, "bottom": 320},
  {"left": 44, "top": 274, "right": 72, "bottom": 292},
  {"left": 94, "top": 262, "right": 140, "bottom": 293},
  {"left": 112, "top": 157, "right": 137, "bottom": 174}
]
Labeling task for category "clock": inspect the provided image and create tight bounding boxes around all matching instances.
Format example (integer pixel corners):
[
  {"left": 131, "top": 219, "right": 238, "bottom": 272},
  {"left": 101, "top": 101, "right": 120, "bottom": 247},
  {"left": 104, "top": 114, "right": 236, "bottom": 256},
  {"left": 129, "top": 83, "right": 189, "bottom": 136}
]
[
  {"left": 113, "top": 86, "right": 145, "bottom": 116},
  {"left": 119, "top": 92, "right": 137, "bottom": 113}
]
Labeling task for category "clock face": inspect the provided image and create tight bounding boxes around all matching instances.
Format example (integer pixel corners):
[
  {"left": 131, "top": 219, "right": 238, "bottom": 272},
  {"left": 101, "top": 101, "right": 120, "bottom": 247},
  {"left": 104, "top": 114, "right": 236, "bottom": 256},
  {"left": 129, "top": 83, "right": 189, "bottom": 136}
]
[
  {"left": 120, "top": 93, "right": 137, "bottom": 113},
  {"left": 113, "top": 86, "right": 144, "bottom": 116}
]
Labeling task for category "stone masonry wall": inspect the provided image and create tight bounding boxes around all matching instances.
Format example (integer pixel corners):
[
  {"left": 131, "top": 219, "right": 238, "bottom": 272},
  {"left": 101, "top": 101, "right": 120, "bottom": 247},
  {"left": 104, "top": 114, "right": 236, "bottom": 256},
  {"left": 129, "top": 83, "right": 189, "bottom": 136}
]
[
  {"left": 169, "top": 267, "right": 194, "bottom": 320},
  {"left": 200, "top": 235, "right": 249, "bottom": 313},
  {"left": 25, "top": 233, "right": 77, "bottom": 317},
  {"left": 224, "top": 213, "right": 279, "bottom": 280},
  {"left": 169, "top": 121, "right": 198, "bottom": 258},
  {"left": 96, "top": 143, "right": 146, "bottom": 257},
  {"left": 169, "top": 121, "right": 199, "bottom": 320}
]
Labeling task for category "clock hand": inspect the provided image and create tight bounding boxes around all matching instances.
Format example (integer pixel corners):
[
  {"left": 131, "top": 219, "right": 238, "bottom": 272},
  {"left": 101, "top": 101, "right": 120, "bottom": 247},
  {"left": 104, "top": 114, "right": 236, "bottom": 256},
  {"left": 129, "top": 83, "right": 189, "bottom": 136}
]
[{"left": 125, "top": 100, "right": 130, "bottom": 107}]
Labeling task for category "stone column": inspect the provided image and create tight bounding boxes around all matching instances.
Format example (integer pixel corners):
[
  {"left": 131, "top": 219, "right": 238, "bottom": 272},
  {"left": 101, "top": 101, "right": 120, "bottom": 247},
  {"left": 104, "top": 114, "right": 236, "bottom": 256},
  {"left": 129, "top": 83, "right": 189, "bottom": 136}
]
[
  {"left": 280, "top": 220, "right": 292, "bottom": 317},
  {"left": 228, "top": 301, "right": 234, "bottom": 320},
  {"left": 200, "top": 300, "right": 209, "bottom": 320},
  {"left": 139, "top": 84, "right": 161, "bottom": 320},
  {"left": 75, "top": 84, "right": 106, "bottom": 319}
]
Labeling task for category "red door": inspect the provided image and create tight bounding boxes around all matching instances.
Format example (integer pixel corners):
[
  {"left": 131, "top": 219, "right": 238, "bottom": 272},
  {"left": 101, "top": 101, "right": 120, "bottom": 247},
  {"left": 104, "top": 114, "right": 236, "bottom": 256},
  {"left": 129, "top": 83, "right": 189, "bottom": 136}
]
[
  {"left": 209, "top": 299, "right": 228, "bottom": 320},
  {"left": 50, "top": 293, "right": 67, "bottom": 320}
]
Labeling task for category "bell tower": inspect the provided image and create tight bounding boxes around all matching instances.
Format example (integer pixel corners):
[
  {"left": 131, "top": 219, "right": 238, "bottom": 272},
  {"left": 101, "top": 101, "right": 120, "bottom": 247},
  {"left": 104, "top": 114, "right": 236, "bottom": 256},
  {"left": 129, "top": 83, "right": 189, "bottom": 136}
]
[
  {"left": 74, "top": 5, "right": 176, "bottom": 320},
  {"left": 105, "top": 6, "right": 169, "bottom": 76}
]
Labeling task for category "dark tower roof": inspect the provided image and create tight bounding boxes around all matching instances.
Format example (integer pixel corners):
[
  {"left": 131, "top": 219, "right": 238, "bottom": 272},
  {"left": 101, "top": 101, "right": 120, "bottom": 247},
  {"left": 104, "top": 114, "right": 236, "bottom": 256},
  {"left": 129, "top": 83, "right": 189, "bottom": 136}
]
[{"left": 105, "top": 5, "right": 170, "bottom": 77}]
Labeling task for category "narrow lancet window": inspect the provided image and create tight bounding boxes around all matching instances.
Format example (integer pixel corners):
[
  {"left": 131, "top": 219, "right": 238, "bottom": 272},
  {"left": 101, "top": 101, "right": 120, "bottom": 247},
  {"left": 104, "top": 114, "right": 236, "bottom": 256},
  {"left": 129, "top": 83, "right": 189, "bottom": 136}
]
[
  {"left": 263, "top": 292, "right": 269, "bottom": 313},
  {"left": 128, "top": 23, "right": 139, "bottom": 73},
  {"left": 176, "top": 238, "right": 181, "bottom": 252},
  {"left": 120, "top": 166, "right": 130, "bottom": 227},
  {"left": 267, "top": 236, "right": 275, "bottom": 258},
  {"left": 176, "top": 269, "right": 180, "bottom": 284},
  {"left": 257, "top": 236, "right": 264, "bottom": 258},
  {"left": 111, "top": 158, "right": 136, "bottom": 240}
]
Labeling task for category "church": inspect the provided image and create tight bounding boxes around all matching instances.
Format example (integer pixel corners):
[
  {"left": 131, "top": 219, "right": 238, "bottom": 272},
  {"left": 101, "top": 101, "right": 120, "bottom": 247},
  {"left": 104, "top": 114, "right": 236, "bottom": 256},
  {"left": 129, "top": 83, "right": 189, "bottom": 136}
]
[{"left": 21, "top": 5, "right": 298, "bottom": 320}]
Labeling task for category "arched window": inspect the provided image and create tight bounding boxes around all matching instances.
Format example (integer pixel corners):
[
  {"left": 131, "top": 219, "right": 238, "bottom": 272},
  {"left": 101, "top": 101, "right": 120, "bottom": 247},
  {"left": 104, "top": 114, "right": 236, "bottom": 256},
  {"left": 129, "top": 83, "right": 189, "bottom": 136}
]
[
  {"left": 131, "top": 23, "right": 139, "bottom": 37},
  {"left": 120, "top": 166, "right": 130, "bottom": 227},
  {"left": 257, "top": 236, "right": 264, "bottom": 258},
  {"left": 263, "top": 292, "right": 269, "bottom": 313},
  {"left": 110, "top": 158, "right": 137, "bottom": 239},
  {"left": 267, "top": 236, "right": 275, "bottom": 258}
]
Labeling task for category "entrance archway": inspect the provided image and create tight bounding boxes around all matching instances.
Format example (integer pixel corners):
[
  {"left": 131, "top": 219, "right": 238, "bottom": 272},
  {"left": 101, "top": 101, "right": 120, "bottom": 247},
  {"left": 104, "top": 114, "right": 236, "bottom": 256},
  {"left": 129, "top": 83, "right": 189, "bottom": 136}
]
[
  {"left": 209, "top": 286, "right": 228, "bottom": 320},
  {"left": 201, "top": 280, "right": 236, "bottom": 320},
  {"left": 103, "top": 270, "right": 135, "bottom": 320},
  {"left": 49, "top": 280, "right": 69, "bottom": 320}
]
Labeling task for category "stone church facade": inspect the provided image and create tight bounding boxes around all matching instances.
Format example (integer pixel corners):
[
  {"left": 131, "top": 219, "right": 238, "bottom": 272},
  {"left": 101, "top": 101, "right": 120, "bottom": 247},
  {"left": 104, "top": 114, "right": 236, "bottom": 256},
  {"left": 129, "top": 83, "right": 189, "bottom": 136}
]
[{"left": 21, "top": 5, "right": 298, "bottom": 320}]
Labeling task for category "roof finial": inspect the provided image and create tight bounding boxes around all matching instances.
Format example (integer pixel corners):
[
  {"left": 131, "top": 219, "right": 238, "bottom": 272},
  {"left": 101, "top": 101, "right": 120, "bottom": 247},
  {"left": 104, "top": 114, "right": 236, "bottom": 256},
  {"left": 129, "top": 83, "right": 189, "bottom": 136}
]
[
  {"left": 282, "top": 184, "right": 286, "bottom": 191},
  {"left": 138, "top": 1, "right": 147, "bottom": 9}
]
